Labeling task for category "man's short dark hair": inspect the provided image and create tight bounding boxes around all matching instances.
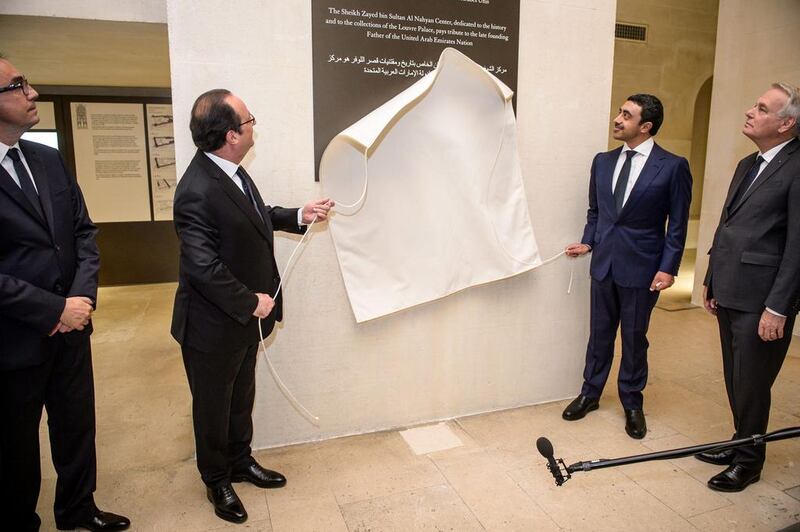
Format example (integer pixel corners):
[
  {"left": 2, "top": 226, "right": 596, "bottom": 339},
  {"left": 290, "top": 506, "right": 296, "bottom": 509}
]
[
  {"left": 626, "top": 93, "right": 664, "bottom": 136},
  {"left": 189, "top": 89, "right": 240, "bottom": 152}
]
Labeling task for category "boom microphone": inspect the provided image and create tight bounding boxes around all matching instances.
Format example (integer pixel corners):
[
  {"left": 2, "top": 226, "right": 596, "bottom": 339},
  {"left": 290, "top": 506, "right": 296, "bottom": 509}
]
[
  {"left": 536, "top": 437, "right": 566, "bottom": 486},
  {"left": 538, "top": 427, "right": 800, "bottom": 487}
]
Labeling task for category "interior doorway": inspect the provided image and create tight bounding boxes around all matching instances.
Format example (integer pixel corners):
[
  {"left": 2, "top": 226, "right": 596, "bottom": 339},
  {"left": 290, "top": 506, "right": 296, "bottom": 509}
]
[{"left": 655, "top": 76, "right": 712, "bottom": 311}]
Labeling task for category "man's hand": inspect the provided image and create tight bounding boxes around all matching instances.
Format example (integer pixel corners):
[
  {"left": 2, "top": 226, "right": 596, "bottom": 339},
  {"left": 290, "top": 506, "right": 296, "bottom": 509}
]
[
  {"left": 252, "top": 293, "right": 275, "bottom": 319},
  {"left": 301, "top": 198, "right": 335, "bottom": 223},
  {"left": 702, "top": 285, "right": 717, "bottom": 316},
  {"left": 650, "top": 271, "right": 675, "bottom": 292},
  {"left": 565, "top": 243, "right": 591, "bottom": 257},
  {"left": 759, "top": 310, "right": 786, "bottom": 342},
  {"left": 48, "top": 323, "right": 73, "bottom": 336},
  {"left": 59, "top": 296, "right": 93, "bottom": 330}
]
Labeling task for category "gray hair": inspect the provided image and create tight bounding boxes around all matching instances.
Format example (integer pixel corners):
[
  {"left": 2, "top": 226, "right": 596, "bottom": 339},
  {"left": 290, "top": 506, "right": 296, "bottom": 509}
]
[{"left": 772, "top": 82, "right": 800, "bottom": 137}]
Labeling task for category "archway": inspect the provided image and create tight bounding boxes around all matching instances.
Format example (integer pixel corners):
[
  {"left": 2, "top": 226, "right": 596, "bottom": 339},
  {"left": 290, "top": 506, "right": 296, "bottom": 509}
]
[{"left": 655, "top": 76, "right": 712, "bottom": 311}]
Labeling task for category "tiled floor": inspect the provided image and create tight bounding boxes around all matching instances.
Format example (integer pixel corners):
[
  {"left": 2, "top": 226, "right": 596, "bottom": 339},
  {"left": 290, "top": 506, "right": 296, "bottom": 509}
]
[{"left": 36, "top": 283, "right": 800, "bottom": 531}]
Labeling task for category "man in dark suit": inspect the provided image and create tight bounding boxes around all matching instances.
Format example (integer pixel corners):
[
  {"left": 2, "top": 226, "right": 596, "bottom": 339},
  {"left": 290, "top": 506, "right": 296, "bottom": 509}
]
[
  {"left": 172, "top": 89, "right": 332, "bottom": 524},
  {"left": 563, "top": 94, "right": 692, "bottom": 439},
  {"left": 0, "top": 57, "right": 130, "bottom": 531},
  {"left": 700, "top": 82, "right": 800, "bottom": 492}
]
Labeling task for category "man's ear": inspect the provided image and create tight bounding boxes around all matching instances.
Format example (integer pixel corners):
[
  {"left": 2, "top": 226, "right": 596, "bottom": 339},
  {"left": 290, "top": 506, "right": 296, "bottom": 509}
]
[
  {"left": 778, "top": 116, "right": 797, "bottom": 135},
  {"left": 226, "top": 129, "right": 238, "bottom": 145},
  {"left": 639, "top": 121, "right": 653, "bottom": 134}
]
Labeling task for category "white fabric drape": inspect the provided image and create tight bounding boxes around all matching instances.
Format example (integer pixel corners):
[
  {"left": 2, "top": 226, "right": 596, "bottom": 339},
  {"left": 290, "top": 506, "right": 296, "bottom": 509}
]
[{"left": 321, "top": 48, "right": 541, "bottom": 322}]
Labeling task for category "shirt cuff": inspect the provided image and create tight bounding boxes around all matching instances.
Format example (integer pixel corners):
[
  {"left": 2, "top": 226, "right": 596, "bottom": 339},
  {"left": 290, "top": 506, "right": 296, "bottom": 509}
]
[
  {"left": 297, "top": 208, "right": 304, "bottom": 227},
  {"left": 766, "top": 307, "right": 787, "bottom": 318}
]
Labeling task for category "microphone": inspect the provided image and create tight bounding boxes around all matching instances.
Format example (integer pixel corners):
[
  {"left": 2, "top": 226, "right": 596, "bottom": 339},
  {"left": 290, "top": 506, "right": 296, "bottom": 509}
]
[{"left": 537, "top": 436, "right": 566, "bottom": 486}]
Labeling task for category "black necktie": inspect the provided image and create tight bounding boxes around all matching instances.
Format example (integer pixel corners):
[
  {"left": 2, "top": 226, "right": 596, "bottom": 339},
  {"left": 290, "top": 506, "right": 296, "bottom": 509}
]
[
  {"left": 730, "top": 155, "right": 765, "bottom": 208},
  {"left": 614, "top": 150, "right": 637, "bottom": 213},
  {"left": 237, "top": 169, "right": 263, "bottom": 222},
  {"left": 6, "top": 148, "right": 45, "bottom": 220}
]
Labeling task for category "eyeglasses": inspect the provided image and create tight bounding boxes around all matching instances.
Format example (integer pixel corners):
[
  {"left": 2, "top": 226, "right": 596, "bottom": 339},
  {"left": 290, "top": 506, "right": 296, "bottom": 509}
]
[
  {"left": 239, "top": 114, "right": 256, "bottom": 127},
  {"left": 0, "top": 77, "right": 31, "bottom": 96}
]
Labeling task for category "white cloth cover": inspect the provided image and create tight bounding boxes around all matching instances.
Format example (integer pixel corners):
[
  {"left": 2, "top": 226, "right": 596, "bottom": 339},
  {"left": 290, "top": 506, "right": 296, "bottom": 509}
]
[{"left": 321, "top": 47, "right": 541, "bottom": 322}]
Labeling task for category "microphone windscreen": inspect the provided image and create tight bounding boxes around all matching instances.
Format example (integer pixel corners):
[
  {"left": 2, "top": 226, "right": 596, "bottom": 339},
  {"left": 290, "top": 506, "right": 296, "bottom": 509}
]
[{"left": 536, "top": 437, "right": 554, "bottom": 458}]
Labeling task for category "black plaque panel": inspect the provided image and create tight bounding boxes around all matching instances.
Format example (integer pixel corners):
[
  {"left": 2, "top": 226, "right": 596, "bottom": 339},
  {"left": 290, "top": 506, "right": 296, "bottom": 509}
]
[{"left": 311, "top": 0, "right": 520, "bottom": 179}]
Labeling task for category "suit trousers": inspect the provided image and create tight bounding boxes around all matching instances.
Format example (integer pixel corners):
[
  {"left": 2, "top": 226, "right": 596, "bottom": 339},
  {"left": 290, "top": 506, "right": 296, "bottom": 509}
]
[
  {"left": 182, "top": 343, "right": 258, "bottom": 487},
  {"left": 716, "top": 306, "right": 795, "bottom": 468},
  {"left": 0, "top": 336, "right": 98, "bottom": 531},
  {"left": 581, "top": 276, "right": 660, "bottom": 410}
]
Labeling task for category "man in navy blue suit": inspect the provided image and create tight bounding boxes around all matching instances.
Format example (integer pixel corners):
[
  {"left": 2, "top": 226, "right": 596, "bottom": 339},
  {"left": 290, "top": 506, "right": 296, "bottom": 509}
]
[
  {"left": 562, "top": 94, "right": 692, "bottom": 439},
  {"left": 0, "top": 56, "right": 129, "bottom": 531}
]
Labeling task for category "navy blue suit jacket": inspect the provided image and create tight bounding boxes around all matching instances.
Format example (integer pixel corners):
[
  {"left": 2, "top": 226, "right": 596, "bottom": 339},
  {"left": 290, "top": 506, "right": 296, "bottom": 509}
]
[
  {"left": 580, "top": 143, "right": 692, "bottom": 288},
  {"left": 0, "top": 140, "right": 99, "bottom": 370}
]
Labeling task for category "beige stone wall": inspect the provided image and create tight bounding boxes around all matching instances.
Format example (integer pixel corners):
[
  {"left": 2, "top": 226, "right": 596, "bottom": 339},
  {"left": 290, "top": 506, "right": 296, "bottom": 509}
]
[
  {"left": 0, "top": 0, "right": 166, "bottom": 23},
  {"left": 167, "top": 0, "right": 618, "bottom": 448},
  {"left": 611, "top": 0, "right": 718, "bottom": 156},
  {"left": 692, "top": 0, "right": 800, "bottom": 326},
  {"left": 0, "top": 15, "right": 170, "bottom": 87}
]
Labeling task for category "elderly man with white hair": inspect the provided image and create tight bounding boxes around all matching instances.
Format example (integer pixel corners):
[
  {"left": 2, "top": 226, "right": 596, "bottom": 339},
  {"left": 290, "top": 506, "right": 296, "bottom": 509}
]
[{"left": 701, "top": 82, "right": 800, "bottom": 492}]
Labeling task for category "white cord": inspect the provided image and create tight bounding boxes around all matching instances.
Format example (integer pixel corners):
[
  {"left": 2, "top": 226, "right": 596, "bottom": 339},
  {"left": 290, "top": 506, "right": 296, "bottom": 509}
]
[
  {"left": 331, "top": 151, "right": 370, "bottom": 212},
  {"left": 567, "top": 259, "right": 575, "bottom": 295},
  {"left": 259, "top": 213, "right": 576, "bottom": 426},
  {"left": 258, "top": 216, "right": 320, "bottom": 426},
  {"left": 470, "top": 98, "right": 575, "bottom": 289}
]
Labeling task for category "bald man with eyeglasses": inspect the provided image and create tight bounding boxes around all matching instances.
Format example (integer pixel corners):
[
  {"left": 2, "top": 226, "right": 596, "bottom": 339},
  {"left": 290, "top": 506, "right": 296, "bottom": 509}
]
[{"left": 0, "top": 55, "right": 130, "bottom": 531}]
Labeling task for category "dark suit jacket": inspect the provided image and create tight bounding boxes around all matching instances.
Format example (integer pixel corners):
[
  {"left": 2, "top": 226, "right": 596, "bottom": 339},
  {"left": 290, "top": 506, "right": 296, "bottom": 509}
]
[
  {"left": 171, "top": 150, "right": 304, "bottom": 354},
  {"left": 581, "top": 143, "right": 693, "bottom": 288},
  {"left": 704, "top": 138, "right": 800, "bottom": 315},
  {"left": 0, "top": 140, "right": 99, "bottom": 370}
]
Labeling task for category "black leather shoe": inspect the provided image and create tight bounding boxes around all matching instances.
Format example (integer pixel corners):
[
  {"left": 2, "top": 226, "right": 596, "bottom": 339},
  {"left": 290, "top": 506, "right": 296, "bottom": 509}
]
[
  {"left": 207, "top": 483, "right": 247, "bottom": 523},
  {"left": 562, "top": 395, "right": 599, "bottom": 420},
  {"left": 696, "top": 447, "right": 735, "bottom": 466},
  {"left": 707, "top": 464, "right": 761, "bottom": 492},
  {"left": 60, "top": 510, "right": 131, "bottom": 531},
  {"left": 624, "top": 409, "right": 647, "bottom": 439},
  {"left": 232, "top": 461, "right": 287, "bottom": 489}
]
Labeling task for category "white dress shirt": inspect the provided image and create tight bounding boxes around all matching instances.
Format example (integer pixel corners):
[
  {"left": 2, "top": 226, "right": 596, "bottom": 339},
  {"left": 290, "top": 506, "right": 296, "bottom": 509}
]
[
  {"left": 204, "top": 152, "right": 303, "bottom": 226},
  {"left": 611, "top": 137, "right": 654, "bottom": 206},
  {"left": 1, "top": 141, "right": 39, "bottom": 193}
]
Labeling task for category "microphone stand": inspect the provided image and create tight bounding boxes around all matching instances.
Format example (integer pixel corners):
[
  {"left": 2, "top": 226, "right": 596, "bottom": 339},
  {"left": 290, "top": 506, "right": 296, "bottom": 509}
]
[{"left": 539, "top": 426, "right": 800, "bottom": 486}]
